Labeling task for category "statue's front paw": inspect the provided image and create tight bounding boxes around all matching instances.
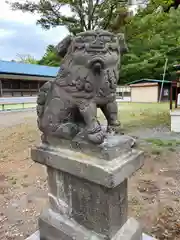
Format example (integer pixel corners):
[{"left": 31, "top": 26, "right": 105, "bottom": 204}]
[
  {"left": 41, "top": 133, "right": 48, "bottom": 144},
  {"left": 107, "top": 121, "right": 123, "bottom": 134},
  {"left": 87, "top": 130, "right": 105, "bottom": 144},
  {"left": 56, "top": 122, "right": 79, "bottom": 139}
]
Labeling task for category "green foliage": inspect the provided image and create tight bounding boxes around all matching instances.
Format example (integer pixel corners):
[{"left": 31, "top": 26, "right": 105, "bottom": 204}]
[
  {"left": 120, "top": 7, "right": 180, "bottom": 84},
  {"left": 38, "top": 45, "right": 61, "bottom": 66},
  {"left": 16, "top": 54, "right": 38, "bottom": 64},
  {"left": 9, "top": 0, "right": 127, "bottom": 35},
  {"left": 135, "top": 0, "right": 175, "bottom": 16},
  {"left": 10, "top": 0, "right": 180, "bottom": 81}
]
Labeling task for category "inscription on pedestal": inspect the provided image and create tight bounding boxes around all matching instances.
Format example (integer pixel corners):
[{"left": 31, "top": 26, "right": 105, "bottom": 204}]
[
  {"left": 47, "top": 167, "right": 72, "bottom": 215},
  {"left": 71, "top": 176, "right": 127, "bottom": 237},
  {"left": 46, "top": 166, "right": 128, "bottom": 238}
]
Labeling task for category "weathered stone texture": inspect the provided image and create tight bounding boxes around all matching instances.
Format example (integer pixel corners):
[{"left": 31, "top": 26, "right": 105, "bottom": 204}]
[
  {"left": 31, "top": 144, "right": 144, "bottom": 188},
  {"left": 31, "top": 140, "right": 144, "bottom": 240},
  {"left": 31, "top": 29, "right": 145, "bottom": 240},
  {"left": 36, "top": 30, "right": 128, "bottom": 145},
  {"left": 46, "top": 167, "right": 128, "bottom": 238}
]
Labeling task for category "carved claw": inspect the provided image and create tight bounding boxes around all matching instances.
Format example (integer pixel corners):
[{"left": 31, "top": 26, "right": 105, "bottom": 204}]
[
  {"left": 55, "top": 123, "right": 79, "bottom": 140},
  {"left": 41, "top": 134, "right": 48, "bottom": 144},
  {"left": 87, "top": 124, "right": 101, "bottom": 135},
  {"left": 107, "top": 121, "right": 123, "bottom": 134},
  {"left": 87, "top": 130, "right": 105, "bottom": 144}
]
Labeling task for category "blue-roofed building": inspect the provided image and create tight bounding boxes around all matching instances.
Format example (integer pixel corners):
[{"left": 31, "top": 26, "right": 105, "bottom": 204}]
[{"left": 0, "top": 60, "right": 59, "bottom": 97}]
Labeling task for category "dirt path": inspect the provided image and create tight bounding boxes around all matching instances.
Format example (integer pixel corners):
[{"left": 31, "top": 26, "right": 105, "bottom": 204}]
[
  {"left": 0, "top": 111, "right": 47, "bottom": 239},
  {"left": 0, "top": 111, "right": 180, "bottom": 239},
  {"left": 0, "top": 110, "right": 36, "bottom": 128},
  {"left": 129, "top": 147, "right": 180, "bottom": 240},
  {"left": 129, "top": 125, "right": 180, "bottom": 142}
]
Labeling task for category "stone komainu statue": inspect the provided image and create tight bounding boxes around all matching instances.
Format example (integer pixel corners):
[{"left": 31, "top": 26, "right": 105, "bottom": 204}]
[{"left": 37, "top": 30, "right": 128, "bottom": 144}]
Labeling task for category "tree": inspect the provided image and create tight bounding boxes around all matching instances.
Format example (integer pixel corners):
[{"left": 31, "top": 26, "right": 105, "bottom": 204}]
[
  {"left": 38, "top": 44, "right": 61, "bottom": 66},
  {"left": 9, "top": 0, "right": 128, "bottom": 35},
  {"left": 16, "top": 54, "right": 38, "bottom": 64},
  {"left": 120, "top": 7, "right": 180, "bottom": 84}
]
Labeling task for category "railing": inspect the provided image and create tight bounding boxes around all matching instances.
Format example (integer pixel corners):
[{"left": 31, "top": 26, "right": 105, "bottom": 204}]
[
  {"left": 0, "top": 95, "right": 131, "bottom": 112},
  {"left": 0, "top": 97, "right": 36, "bottom": 111},
  {"left": 116, "top": 96, "right": 131, "bottom": 102},
  {"left": 2, "top": 89, "right": 38, "bottom": 97}
]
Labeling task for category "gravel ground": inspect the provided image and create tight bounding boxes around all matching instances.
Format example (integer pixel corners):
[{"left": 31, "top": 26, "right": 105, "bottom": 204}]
[
  {"left": 0, "top": 110, "right": 36, "bottom": 128},
  {"left": 0, "top": 110, "right": 48, "bottom": 240},
  {"left": 129, "top": 125, "right": 180, "bottom": 141}
]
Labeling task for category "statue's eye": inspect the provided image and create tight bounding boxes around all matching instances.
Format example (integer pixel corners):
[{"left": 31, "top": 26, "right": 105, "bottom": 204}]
[
  {"left": 83, "top": 35, "right": 95, "bottom": 42},
  {"left": 108, "top": 44, "right": 119, "bottom": 53},
  {"left": 100, "top": 35, "right": 111, "bottom": 42},
  {"left": 112, "top": 37, "right": 117, "bottom": 42}
]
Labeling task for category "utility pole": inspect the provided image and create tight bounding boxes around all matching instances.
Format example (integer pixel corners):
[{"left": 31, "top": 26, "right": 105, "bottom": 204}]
[{"left": 159, "top": 58, "right": 168, "bottom": 102}]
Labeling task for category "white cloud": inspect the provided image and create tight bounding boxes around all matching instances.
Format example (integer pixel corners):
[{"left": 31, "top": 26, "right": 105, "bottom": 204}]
[
  {"left": 0, "top": 0, "right": 39, "bottom": 24},
  {"left": 0, "top": 0, "right": 69, "bottom": 60},
  {"left": 0, "top": 29, "right": 15, "bottom": 38}
]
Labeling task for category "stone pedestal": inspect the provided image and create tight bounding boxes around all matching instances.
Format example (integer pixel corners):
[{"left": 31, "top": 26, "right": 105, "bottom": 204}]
[
  {"left": 170, "top": 110, "right": 180, "bottom": 132},
  {"left": 31, "top": 134, "right": 144, "bottom": 240}
]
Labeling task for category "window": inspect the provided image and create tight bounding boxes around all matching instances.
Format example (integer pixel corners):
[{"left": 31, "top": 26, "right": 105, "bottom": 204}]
[
  {"left": 11, "top": 81, "right": 20, "bottom": 89},
  {"left": 2, "top": 80, "right": 11, "bottom": 89},
  {"left": 30, "top": 82, "right": 38, "bottom": 89},
  {"left": 20, "top": 81, "right": 29, "bottom": 89},
  {"left": 164, "top": 89, "right": 169, "bottom": 96}
]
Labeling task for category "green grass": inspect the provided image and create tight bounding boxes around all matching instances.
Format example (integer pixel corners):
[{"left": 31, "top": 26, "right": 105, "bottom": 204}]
[
  {"left": 98, "top": 102, "right": 170, "bottom": 131},
  {"left": 146, "top": 138, "right": 180, "bottom": 147},
  {"left": 119, "top": 102, "right": 170, "bottom": 131},
  {"left": 0, "top": 103, "right": 36, "bottom": 111},
  {"left": 144, "top": 138, "right": 180, "bottom": 153},
  {"left": 24, "top": 103, "right": 36, "bottom": 108}
]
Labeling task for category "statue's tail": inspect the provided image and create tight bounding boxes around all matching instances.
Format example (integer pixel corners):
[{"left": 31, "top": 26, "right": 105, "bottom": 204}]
[{"left": 36, "top": 81, "right": 52, "bottom": 125}]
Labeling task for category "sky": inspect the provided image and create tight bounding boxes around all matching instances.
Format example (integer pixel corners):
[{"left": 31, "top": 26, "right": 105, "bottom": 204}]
[
  {"left": 0, "top": 0, "right": 69, "bottom": 61},
  {"left": 0, "top": 0, "right": 144, "bottom": 61}
]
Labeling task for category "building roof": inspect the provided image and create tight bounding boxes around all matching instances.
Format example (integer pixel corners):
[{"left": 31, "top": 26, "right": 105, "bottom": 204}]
[
  {"left": 128, "top": 78, "right": 171, "bottom": 85},
  {"left": 130, "top": 82, "right": 158, "bottom": 87},
  {"left": 0, "top": 60, "right": 59, "bottom": 77}
]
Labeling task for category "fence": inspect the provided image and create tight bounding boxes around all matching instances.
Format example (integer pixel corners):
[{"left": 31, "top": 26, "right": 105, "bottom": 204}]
[
  {"left": 116, "top": 96, "right": 131, "bottom": 102},
  {"left": 0, "top": 97, "right": 36, "bottom": 111},
  {"left": 0, "top": 94, "right": 131, "bottom": 112}
]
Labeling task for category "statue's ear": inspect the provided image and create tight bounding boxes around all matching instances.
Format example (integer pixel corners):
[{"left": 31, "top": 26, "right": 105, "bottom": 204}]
[
  {"left": 117, "top": 33, "right": 129, "bottom": 55},
  {"left": 56, "top": 35, "right": 72, "bottom": 58}
]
